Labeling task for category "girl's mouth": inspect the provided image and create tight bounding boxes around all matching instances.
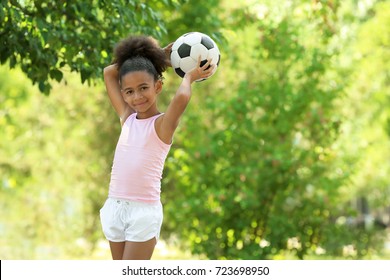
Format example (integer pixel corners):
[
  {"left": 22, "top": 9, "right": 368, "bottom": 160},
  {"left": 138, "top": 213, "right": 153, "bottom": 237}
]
[{"left": 135, "top": 101, "right": 147, "bottom": 106}]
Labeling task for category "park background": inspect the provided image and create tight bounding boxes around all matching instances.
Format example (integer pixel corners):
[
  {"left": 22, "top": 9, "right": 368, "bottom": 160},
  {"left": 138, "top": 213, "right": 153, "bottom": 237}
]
[{"left": 0, "top": 0, "right": 389, "bottom": 259}]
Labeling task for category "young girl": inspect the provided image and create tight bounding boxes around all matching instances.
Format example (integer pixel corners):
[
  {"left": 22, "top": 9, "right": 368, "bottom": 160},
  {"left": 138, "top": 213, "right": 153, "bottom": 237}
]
[{"left": 100, "top": 35, "right": 215, "bottom": 260}]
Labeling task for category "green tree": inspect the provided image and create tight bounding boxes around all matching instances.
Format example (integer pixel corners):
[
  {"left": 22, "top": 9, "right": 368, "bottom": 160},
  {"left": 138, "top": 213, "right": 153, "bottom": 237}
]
[{"left": 0, "top": 0, "right": 182, "bottom": 94}]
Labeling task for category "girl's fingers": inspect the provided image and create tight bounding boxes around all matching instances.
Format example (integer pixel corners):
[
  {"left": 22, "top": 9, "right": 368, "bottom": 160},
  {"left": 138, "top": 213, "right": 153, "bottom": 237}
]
[
  {"left": 193, "top": 56, "right": 215, "bottom": 79},
  {"left": 204, "top": 58, "right": 212, "bottom": 68},
  {"left": 197, "top": 56, "right": 214, "bottom": 73},
  {"left": 205, "top": 64, "right": 216, "bottom": 76},
  {"left": 197, "top": 55, "right": 202, "bottom": 66},
  {"left": 163, "top": 42, "right": 174, "bottom": 55}
]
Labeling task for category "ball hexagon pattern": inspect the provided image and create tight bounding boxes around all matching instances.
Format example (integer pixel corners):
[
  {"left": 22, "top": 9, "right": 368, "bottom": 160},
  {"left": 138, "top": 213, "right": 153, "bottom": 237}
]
[{"left": 170, "top": 32, "right": 220, "bottom": 81}]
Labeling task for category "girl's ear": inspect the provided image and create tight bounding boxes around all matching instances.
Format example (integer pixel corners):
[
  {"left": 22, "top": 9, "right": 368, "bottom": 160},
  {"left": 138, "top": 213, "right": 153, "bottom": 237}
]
[{"left": 155, "top": 80, "right": 163, "bottom": 95}]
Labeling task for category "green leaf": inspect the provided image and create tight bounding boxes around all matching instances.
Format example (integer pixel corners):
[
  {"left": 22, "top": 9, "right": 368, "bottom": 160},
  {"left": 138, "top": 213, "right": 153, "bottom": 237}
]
[{"left": 49, "top": 69, "right": 63, "bottom": 82}]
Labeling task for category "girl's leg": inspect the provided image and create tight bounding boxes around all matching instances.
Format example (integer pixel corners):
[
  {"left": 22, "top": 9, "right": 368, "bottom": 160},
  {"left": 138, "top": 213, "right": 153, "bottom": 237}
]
[
  {"left": 122, "top": 238, "right": 157, "bottom": 260},
  {"left": 109, "top": 241, "right": 126, "bottom": 260}
]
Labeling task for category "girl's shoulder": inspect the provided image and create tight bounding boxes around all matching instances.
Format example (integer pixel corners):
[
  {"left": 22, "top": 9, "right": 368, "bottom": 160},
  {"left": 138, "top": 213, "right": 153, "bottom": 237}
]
[
  {"left": 154, "top": 113, "right": 173, "bottom": 145},
  {"left": 120, "top": 108, "right": 135, "bottom": 126}
]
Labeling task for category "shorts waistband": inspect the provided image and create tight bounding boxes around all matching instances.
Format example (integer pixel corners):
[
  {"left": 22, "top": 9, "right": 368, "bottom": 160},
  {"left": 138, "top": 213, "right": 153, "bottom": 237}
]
[{"left": 107, "top": 197, "right": 161, "bottom": 206}]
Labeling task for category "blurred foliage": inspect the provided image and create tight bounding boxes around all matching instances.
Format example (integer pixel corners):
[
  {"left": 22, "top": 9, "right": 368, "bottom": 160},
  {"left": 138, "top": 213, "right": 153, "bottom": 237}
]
[
  {"left": 0, "top": 0, "right": 389, "bottom": 259},
  {"left": 162, "top": 0, "right": 389, "bottom": 259},
  {"left": 0, "top": 66, "right": 119, "bottom": 258}
]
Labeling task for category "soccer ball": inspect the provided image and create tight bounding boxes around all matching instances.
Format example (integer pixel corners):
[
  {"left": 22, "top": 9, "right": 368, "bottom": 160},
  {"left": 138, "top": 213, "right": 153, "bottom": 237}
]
[{"left": 170, "top": 32, "right": 221, "bottom": 81}]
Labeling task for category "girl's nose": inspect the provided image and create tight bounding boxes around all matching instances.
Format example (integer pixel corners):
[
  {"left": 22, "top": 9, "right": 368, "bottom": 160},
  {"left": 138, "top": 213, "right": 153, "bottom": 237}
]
[{"left": 134, "top": 91, "right": 143, "bottom": 99}]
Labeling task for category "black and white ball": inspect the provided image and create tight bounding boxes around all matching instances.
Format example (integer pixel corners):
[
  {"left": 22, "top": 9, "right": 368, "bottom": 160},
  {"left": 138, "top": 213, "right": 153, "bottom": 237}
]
[{"left": 170, "top": 32, "right": 221, "bottom": 81}]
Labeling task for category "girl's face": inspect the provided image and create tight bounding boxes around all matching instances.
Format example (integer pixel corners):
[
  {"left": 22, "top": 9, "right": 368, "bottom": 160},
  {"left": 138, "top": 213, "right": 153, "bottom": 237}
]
[{"left": 121, "top": 71, "right": 162, "bottom": 118}]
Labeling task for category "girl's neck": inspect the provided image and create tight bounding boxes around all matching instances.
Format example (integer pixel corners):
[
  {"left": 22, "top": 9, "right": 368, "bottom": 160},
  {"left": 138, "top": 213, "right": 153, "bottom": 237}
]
[{"left": 136, "top": 108, "right": 160, "bottom": 119}]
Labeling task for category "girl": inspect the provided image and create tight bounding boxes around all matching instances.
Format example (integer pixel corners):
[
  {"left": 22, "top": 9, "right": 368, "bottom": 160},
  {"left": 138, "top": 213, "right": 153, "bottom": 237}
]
[{"left": 100, "top": 35, "right": 215, "bottom": 260}]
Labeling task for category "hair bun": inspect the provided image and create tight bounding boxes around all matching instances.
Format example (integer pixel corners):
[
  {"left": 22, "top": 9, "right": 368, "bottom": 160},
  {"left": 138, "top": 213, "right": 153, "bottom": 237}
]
[{"left": 113, "top": 35, "right": 167, "bottom": 78}]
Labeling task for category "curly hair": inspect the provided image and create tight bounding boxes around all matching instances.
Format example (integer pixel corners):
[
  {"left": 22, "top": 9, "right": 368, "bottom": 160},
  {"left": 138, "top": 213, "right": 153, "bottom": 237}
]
[{"left": 112, "top": 35, "right": 168, "bottom": 81}]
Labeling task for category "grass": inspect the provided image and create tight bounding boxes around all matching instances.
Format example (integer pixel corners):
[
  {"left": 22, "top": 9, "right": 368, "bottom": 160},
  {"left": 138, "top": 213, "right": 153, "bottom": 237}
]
[
  {"left": 3, "top": 235, "right": 388, "bottom": 260},
  {"left": 90, "top": 239, "right": 390, "bottom": 260}
]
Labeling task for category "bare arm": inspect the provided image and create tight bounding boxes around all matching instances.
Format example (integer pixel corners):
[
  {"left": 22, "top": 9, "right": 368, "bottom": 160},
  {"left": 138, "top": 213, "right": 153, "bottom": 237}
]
[
  {"left": 103, "top": 64, "right": 134, "bottom": 123},
  {"left": 156, "top": 57, "right": 215, "bottom": 144}
]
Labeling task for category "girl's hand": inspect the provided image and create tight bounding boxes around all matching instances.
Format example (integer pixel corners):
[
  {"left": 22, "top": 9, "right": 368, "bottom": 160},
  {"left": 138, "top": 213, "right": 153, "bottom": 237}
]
[
  {"left": 185, "top": 56, "right": 215, "bottom": 83},
  {"left": 163, "top": 42, "right": 174, "bottom": 67}
]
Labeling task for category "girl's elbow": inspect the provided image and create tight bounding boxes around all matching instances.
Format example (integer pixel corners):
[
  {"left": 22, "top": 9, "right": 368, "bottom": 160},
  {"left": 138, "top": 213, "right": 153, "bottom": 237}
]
[
  {"left": 104, "top": 64, "right": 117, "bottom": 77},
  {"left": 103, "top": 67, "right": 110, "bottom": 79}
]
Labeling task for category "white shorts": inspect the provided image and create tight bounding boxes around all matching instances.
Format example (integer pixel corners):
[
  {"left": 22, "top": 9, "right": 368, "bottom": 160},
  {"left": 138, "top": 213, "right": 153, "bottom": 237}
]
[{"left": 99, "top": 198, "right": 163, "bottom": 242}]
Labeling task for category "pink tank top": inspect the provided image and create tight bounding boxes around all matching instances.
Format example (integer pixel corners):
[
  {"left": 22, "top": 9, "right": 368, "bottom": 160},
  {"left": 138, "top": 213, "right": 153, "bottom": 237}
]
[{"left": 108, "top": 113, "right": 171, "bottom": 202}]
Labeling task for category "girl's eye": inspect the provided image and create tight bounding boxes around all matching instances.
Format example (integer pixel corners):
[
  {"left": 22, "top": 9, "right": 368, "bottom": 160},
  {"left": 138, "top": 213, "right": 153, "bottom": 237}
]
[
  {"left": 126, "top": 90, "right": 134, "bottom": 95},
  {"left": 140, "top": 87, "right": 148, "bottom": 91}
]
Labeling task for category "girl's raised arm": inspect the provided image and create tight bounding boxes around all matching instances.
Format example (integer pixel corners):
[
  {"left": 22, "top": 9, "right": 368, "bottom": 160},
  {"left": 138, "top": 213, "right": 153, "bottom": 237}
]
[
  {"left": 103, "top": 64, "right": 134, "bottom": 122},
  {"left": 156, "top": 57, "right": 215, "bottom": 144}
]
